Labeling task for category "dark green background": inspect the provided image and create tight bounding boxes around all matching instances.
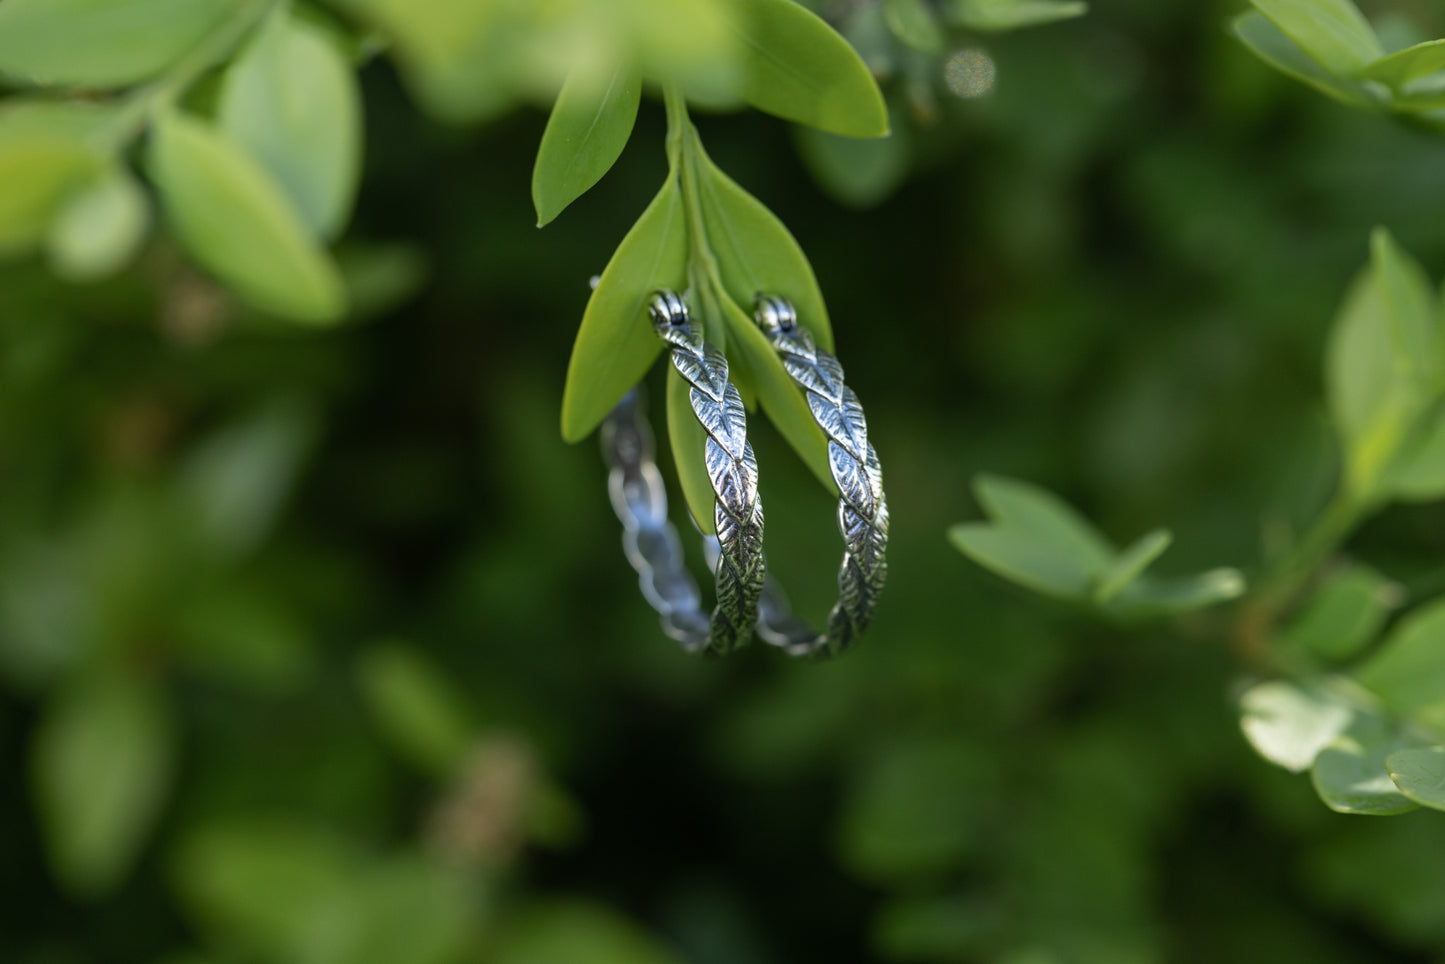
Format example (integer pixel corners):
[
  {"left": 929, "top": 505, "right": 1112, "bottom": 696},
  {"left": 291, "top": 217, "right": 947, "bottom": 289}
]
[{"left": 5, "top": 0, "right": 1445, "bottom": 961}]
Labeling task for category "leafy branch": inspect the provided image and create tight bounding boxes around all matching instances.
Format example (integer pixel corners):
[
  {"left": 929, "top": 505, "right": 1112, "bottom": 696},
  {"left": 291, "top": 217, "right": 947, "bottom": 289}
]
[
  {"left": 951, "top": 227, "right": 1445, "bottom": 816},
  {"left": 1233, "top": 0, "right": 1445, "bottom": 129}
]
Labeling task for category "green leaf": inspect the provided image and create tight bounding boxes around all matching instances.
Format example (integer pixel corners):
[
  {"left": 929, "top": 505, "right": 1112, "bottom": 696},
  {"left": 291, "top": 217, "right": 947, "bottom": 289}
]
[
  {"left": 0, "top": 103, "right": 108, "bottom": 255},
  {"left": 1092, "top": 528, "right": 1170, "bottom": 604},
  {"left": 794, "top": 118, "right": 911, "bottom": 209},
  {"left": 1111, "top": 568, "right": 1247, "bottom": 617},
  {"left": 1276, "top": 565, "right": 1394, "bottom": 661},
  {"left": 560, "top": 176, "right": 686, "bottom": 442},
  {"left": 883, "top": 0, "right": 944, "bottom": 53},
  {"left": 947, "top": 524, "right": 1096, "bottom": 600},
  {"left": 1249, "top": 0, "right": 1383, "bottom": 76},
  {"left": 1362, "top": 39, "right": 1445, "bottom": 90},
  {"left": 0, "top": 0, "right": 234, "bottom": 88},
  {"left": 667, "top": 363, "right": 718, "bottom": 536},
  {"left": 356, "top": 643, "right": 475, "bottom": 775},
  {"left": 172, "top": 820, "right": 356, "bottom": 954},
  {"left": 1390, "top": 411, "right": 1445, "bottom": 501},
  {"left": 1356, "top": 597, "right": 1445, "bottom": 716},
  {"left": 1311, "top": 711, "right": 1418, "bottom": 815},
  {"left": 718, "top": 296, "right": 836, "bottom": 493},
  {"left": 45, "top": 166, "right": 150, "bottom": 280},
  {"left": 618, "top": 0, "right": 742, "bottom": 109},
  {"left": 219, "top": 8, "right": 363, "bottom": 240},
  {"left": 148, "top": 112, "right": 347, "bottom": 322},
  {"left": 972, "top": 475, "right": 1114, "bottom": 572},
  {"left": 954, "top": 474, "right": 1245, "bottom": 616},
  {"left": 1232, "top": 12, "right": 1375, "bottom": 107},
  {"left": 173, "top": 397, "right": 320, "bottom": 560},
  {"left": 32, "top": 671, "right": 175, "bottom": 896},
  {"left": 1325, "top": 228, "right": 1437, "bottom": 497},
  {"left": 693, "top": 138, "right": 833, "bottom": 351},
  {"left": 305, "top": 854, "right": 477, "bottom": 964},
  {"left": 1239, "top": 679, "right": 1354, "bottom": 773},
  {"left": 532, "top": 61, "right": 641, "bottom": 227},
  {"left": 727, "top": 0, "right": 889, "bottom": 138},
  {"left": 945, "top": 0, "right": 1087, "bottom": 32},
  {"left": 1386, "top": 746, "right": 1445, "bottom": 811},
  {"left": 495, "top": 901, "right": 681, "bottom": 964}
]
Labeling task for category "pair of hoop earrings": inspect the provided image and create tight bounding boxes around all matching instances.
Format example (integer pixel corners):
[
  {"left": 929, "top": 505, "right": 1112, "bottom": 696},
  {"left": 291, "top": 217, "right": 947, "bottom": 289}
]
[{"left": 600, "top": 290, "right": 889, "bottom": 659}]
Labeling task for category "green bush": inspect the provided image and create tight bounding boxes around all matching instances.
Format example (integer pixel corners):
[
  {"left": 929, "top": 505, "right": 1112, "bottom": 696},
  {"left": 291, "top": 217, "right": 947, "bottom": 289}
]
[{"left": 4, "top": 1, "right": 1445, "bottom": 962}]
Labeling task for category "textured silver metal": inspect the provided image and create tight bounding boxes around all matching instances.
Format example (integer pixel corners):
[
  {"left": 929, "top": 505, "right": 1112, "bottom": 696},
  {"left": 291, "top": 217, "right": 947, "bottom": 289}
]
[
  {"left": 751, "top": 293, "right": 889, "bottom": 658},
  {"left": 600, "top": 389, "right": 712, "bottom": 648},
  {"left": 598, "top": 291, "right": 765, "bottom": 655}
]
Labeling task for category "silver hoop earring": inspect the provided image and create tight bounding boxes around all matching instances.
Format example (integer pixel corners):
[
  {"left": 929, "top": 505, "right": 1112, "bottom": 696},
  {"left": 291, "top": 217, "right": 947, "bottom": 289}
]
[
  {"left": 750, "top": 293, "right": 889, "bottom": 658},
  {"left": 598, "top": 291, "right": 765, "bottom": 655}
]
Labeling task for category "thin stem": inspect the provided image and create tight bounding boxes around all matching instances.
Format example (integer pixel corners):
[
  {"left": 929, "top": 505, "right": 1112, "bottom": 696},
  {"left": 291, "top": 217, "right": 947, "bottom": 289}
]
[
  {"left": 101, "top": 0, "right": 279, "bottom": 148},
  {"left": 661, "top": 83, "right": 730, "bottom": 349},
  {"left": 1233, "top": 489, "right": 1371, "bottom": 671},
  {"left": 1260, "top": 492, "right": 1368, "bottom": 604}
]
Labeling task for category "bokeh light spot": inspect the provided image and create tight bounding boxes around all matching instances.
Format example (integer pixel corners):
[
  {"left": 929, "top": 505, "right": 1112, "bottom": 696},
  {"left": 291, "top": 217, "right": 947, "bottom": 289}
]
[{"left": 944, "top": 48, "right": 997, "bottom": 99}]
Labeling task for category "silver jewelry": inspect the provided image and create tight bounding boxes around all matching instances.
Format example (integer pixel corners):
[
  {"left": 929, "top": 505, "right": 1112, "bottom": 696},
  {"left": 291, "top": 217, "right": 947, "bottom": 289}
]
[
  {"left": 750, "top": 293, "right": 888, "bottom": 658},
  {"left": 599, "top": 291, "right": 765, "bottom": 655}
]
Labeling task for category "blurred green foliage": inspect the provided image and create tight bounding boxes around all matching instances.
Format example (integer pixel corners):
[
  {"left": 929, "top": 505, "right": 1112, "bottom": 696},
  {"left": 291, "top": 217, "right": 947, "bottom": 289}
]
[{"left": 6, "top": 1, "right": 1445, "bottom": 963}]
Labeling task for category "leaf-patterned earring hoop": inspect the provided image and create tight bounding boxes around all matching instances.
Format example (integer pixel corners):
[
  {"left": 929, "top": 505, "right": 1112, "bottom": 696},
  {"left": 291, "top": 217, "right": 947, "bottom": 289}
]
[
  {"left": 748, "top": 293, "right": 889, "bottom": 658},
  {"left": 598, "top": 291, "right": 765, "bottom": 655}
]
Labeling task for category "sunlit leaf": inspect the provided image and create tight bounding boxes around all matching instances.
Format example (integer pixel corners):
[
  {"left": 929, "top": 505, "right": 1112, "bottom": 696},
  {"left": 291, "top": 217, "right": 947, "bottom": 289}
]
[
  {"left": 1249, "top": 0, "right": 1383, "bottom": 76},
  {"left": 1356, "top": 597, "right": 1445, "bottom": 716},
  {"left": 533, "top": 61, "right": 641, "bottom": 227},
  {"left": 1092, "top": 528, "right": 1170, "bottom": 603},
  {"left": 1239, "top": 679, "right": 1354, "bottom": 773},
  {"left": 148, "top": 112, "right": 347, "bottom": 322},
  {"left": 945, "top": 0, "right": 1087, "bottom": 32},
  {"left": 0, "top": 103, "right": 108, "bottom": 255},
  {"left": 1232, "top": 12, "right": 1375, "bottom": 107},
  {"left": 693, "top": 137, "right": 834, "bottom": 350},
  {"left": 727, "top": 0, "right": 889, "bottom": 137},
  {"left": 46, "top": 166, "right": 150, "bottom": 280},
  {"left": 972, "top": 474, "right": 1113, "bottom": 572},
  {"left": 948, "top": 524, "right": 1096, "bottom": 600},
  {"left": 955, "top": 475, "right": 1244, "bottom": 616},
  {"left": 0, "top": 0, "right": 234, "bottom": 88},
  {"left": 335, "top": 0, "right": 534, "bottom": 122},
  {"left": 560, "top": 176, "right": 686, "bottom": 442},
  {"left": 32, "top": 671, "right": 175, "bottom": 896},
  {"left": 219, "top": 7, "right": 363, "bottom": 240},
  {"left": 1112, "top": 568, "right": 1246, "bottom": 617},
  {"left": 1311, "top": 711, "right": 1418, "bottom": 815},
  {"left": 1386, "top": 746, "right": 1445, "bottom": 811},
  {"left": 667, "top": 363, "right": 719, "bottom": 536},
  {"left": 1362, "top": 39, "right": 1445, "bottom": 90},
  {"left": 1325, "top": 228, "right": 1437, "bottom": 497}
]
